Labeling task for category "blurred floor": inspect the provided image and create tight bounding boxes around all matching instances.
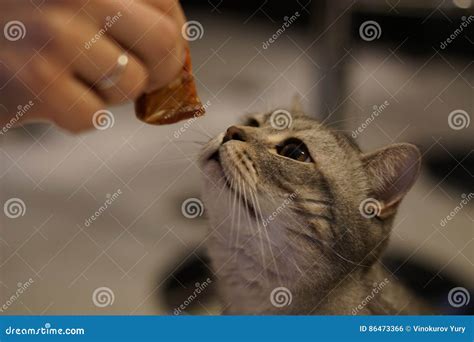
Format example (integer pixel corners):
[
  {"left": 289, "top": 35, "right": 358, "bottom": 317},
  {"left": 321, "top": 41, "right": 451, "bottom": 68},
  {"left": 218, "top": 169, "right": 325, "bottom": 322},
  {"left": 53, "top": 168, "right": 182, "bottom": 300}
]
[{"left": 0, "top": 10, "right": 472, "bottom": 314}]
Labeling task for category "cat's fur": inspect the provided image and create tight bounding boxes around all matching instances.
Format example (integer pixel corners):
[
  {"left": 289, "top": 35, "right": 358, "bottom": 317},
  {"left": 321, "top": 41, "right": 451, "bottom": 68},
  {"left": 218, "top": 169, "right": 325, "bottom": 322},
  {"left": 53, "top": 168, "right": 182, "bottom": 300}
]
[{"left": 199, "top": 106, "right": 431, "bottom": 315}]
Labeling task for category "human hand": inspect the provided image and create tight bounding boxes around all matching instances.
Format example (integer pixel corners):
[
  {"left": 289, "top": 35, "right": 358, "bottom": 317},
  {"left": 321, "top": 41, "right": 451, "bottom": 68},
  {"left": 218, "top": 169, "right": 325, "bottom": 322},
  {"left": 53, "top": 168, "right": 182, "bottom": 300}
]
[{"left": 0, "top": 0, "right": 187, "bottom": 133}]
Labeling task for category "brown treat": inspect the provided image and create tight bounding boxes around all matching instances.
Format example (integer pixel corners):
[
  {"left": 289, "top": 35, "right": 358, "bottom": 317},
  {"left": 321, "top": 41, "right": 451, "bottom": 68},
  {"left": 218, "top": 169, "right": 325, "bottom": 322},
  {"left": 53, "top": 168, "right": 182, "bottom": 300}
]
[{"left": 135, "top": 47, "right": 205, "bottom": 125}]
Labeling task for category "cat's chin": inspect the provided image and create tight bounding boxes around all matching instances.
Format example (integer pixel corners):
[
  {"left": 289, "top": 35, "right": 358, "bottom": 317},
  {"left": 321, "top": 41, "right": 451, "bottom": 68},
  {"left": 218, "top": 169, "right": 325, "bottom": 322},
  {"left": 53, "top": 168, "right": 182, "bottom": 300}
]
[
  {"left": 201, "top": 154, "right": 258, "bottom": 220},
  {"left": 201, "top": 154, "right": 224, "bottom": 185},
  {"left": 200, "top": 147, "right": 235, "bottom": 192}
]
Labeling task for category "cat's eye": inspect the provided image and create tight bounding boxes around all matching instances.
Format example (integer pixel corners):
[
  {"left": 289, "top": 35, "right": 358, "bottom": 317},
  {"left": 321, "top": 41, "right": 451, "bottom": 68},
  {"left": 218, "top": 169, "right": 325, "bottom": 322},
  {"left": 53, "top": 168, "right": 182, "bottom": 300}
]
[
  {"left": 277, "top": 139, "right": 312, "bottom": 163},
  {"left": 244, "top": 118, "right": 259, "bottom": 127}
]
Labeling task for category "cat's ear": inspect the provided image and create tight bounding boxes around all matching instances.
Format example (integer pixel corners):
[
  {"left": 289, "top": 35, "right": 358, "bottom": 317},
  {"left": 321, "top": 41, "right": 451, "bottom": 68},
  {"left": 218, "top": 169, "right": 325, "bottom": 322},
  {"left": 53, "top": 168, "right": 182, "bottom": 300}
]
[
  {"left": 291, "top": 94, "right": 304, "bottom": 113},
  {"left": 362, "top": 143, "right": 421, "bottom": 219}
]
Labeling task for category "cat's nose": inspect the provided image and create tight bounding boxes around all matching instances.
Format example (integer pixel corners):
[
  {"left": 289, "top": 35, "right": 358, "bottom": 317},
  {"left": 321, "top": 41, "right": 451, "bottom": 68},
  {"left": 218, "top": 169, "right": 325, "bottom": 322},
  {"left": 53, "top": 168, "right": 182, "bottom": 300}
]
[{"left": 223, "top": 126, "right": 246, "bottom": 143}]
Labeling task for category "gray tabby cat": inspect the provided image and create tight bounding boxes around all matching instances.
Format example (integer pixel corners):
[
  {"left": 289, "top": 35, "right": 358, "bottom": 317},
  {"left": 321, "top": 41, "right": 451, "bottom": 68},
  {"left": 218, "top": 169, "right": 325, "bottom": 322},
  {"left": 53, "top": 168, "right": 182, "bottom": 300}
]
[{"left": 199, "top": 105, "right": 431, "bottom": 315}]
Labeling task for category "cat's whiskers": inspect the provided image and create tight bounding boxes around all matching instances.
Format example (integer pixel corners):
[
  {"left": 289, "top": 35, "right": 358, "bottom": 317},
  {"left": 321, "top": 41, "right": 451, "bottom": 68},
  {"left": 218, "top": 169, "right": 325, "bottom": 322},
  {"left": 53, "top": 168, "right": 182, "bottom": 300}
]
[
  {"left": 228, "top": 176, "right": 239, "bottom": 248},
  {"left": 246, "top": 186, "right": 269, "bottom": 285},
  {"left": 245, "top": 190, "right": 275, "bottom": 285},
  {"left": 251, "top": 190, "right": 283, "bottom": 285},
  {"left": 187, "top": 127, "right": 214, "bottom": 140},
  {"left": 235, "top": 175, "right": 253, "bottom": 263},
  {"left": 215, "top": 172, "right": 231, "bottom": 200},
  {"left": 232, "top": 175, "right": 267, "bottom": 284},
  {"left": 264, "top": 190, "right": 314, "bottom": 277},
  {"left": 320, "top": 110, "right": 362, "bottom": 126},
  {"left": 235, "top": 176, "right": 243, "bottom": 249},
  {"left": 149, "top": 156, "right": 198, "bottom": 165},
  {"left": 240, "top": 175, "right": 256, "bottom": 259},
  {"left": 172, "top": 139, "right": 207, "bottom": 145}
]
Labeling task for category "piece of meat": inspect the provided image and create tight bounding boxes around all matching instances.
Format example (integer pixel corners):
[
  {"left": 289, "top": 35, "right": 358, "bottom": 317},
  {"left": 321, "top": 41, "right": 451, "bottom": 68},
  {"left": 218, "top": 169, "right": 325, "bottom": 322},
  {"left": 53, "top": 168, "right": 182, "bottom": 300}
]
[{"left": 135, "top": 47, "right": 205, "bottom": 125}]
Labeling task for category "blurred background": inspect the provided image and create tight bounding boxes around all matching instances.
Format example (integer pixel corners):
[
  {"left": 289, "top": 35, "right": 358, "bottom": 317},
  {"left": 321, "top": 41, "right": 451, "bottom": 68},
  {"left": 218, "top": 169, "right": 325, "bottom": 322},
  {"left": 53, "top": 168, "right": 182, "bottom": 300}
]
[{"left": 1, "top": 0, "right": 473, "bottom": 315}]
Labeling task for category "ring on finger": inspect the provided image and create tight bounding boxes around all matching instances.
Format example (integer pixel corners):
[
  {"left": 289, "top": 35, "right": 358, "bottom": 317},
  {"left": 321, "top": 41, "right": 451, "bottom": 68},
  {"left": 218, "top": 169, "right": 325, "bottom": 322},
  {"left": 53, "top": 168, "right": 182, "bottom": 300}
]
[{"left": 96, "top": 53, "right": 129, "bottom": 90}]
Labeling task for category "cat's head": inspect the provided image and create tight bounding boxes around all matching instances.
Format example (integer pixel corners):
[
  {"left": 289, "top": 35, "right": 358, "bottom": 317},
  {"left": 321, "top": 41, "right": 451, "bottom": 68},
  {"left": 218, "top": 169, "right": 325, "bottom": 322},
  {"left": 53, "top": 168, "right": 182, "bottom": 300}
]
[{"left": 199, "top": 106, "right": 420, "bottom": 287}]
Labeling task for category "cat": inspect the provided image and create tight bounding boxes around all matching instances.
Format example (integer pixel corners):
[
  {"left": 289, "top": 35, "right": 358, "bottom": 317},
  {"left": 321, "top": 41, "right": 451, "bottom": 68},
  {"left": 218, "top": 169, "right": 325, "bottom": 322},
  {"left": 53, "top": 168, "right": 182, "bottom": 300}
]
[{"left": 199, "top": 104, "right": 431, "bottom": 315}]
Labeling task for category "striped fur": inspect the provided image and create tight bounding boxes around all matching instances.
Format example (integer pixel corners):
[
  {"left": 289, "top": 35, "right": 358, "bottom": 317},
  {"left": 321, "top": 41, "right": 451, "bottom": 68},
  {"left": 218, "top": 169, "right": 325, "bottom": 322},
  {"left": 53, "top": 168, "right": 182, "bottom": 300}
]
[{"left": 199, "top": 109, "right": 431, "bottom": 315}]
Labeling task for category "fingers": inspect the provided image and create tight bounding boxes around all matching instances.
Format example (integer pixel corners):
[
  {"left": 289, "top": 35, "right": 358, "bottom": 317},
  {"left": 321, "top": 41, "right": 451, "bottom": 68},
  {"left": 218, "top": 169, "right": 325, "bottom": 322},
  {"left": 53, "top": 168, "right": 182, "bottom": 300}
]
[
  {"left": 1, "top": 50, "right": 104, "bottom": 133},
  {"left": 0, "top": 0, "right": 190, "bottom": 133},
  {"left": 88, "top": 0, "right": 186, "bottom": 92},
  {"left": 141, "top": 0, "right": 187, "bottom": 31},
  {"left": 78, "top": 47, "right": 148, "bottom": 105},
  {"left": 49, "top": 13, "right": 149, "bottom": 104},
  {"left": 47, "top": 77, "right": 105, "bottom": 133}
]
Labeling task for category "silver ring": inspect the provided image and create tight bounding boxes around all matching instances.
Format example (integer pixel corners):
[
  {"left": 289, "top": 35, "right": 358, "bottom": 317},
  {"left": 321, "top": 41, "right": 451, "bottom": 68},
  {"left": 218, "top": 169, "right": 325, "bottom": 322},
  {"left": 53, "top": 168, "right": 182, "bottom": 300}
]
[{"left": 96, "top": 53, "right": 129, "bottom": 90}]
